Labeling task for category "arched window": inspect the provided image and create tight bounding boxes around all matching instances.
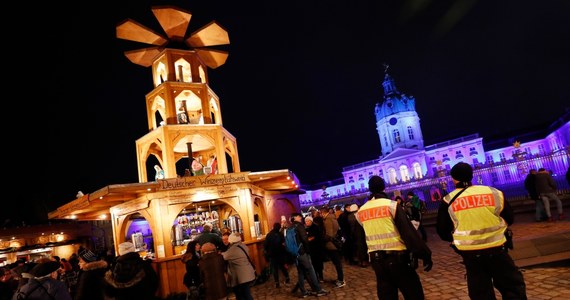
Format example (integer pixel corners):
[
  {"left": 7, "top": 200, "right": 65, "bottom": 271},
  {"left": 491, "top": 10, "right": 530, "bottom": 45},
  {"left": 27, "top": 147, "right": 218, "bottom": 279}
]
[
  {"left": 407, "top": 126, "right": 414, "bottom": 140},
  {"left": 399, "top": 165, "right": 410, "bottom": 182},
  {"left": 388, "top": 168, "right": 398, "bottom": 184},
  {"left": 393, "top": 129, "right": 401, "bottom": 143},
  {"left": 412, "top": 162, "right": 423, "bottom": 179}
]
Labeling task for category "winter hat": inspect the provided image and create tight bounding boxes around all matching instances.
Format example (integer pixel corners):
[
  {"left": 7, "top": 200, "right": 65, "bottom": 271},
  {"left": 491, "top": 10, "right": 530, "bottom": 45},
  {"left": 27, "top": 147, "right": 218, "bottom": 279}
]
[
  {"left": 368, "top": 175, "right": 386, "bottom": 193},
  {"left": 29, "top": 261, "right": 60, "bottom": 278},
  {"left": 349, "top": 204, "right": 359, "bottom": 212},
  {"left": 118, "top": 242, "right": 136, "bottom": 255},
  {"left": 450, "top": 162, "right": 473, "bottom": 183},
  {"left": 228, "top": 232, "right": 242, "bottom": 244},
  {"left": 78, "top": 249, "right": 98, "bottom": 263},
  {"left": 305, "top": 216, "right": 313, "bottom": 222}
]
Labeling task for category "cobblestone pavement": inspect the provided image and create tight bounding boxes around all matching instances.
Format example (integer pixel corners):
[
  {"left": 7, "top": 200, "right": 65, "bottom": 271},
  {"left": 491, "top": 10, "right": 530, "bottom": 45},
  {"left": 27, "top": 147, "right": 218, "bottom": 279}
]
[{"left": 247, "top": 212, "right": 570, "bottom": 299}]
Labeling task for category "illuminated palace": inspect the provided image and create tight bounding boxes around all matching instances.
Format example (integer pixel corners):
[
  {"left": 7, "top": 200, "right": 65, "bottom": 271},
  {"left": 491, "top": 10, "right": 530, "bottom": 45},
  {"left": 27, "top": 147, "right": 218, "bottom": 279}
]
[{"left": 300, "top": 70, "right": 570, "bottom": 209}]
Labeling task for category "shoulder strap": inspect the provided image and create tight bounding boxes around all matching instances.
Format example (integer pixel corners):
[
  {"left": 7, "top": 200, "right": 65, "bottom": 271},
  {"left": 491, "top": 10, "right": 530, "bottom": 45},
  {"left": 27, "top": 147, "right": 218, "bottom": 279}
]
[
  {"left": 237, "top": 245, "right": 254, "bottom": 266},
  {"left": 448, "top": 187, "right": 468, "bottom": 206}
]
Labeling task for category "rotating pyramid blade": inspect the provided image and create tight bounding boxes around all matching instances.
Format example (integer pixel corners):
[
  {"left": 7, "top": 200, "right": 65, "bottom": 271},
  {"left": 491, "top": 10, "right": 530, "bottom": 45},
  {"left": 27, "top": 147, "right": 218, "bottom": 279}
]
[
  {"left": 152, "top": 6, "right": 192, "bottom": 41},
  {"left": 116, "top": 19, "right": 168, "bottom": 46},
  {"left": 186, "top": 21, "right": 230, "bottom": 47},
  {"left": 124, "top": 47, "right": 162, "bottom": 67},
  {"left": 196, "top": 49, "right": 229, "bottom": 69}
]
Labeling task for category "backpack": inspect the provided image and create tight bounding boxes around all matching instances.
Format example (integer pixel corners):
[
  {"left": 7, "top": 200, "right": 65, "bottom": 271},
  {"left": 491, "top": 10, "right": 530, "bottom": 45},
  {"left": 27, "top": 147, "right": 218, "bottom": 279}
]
[{"left": 284, "top": 225, "right": 301, "bottom": 257}]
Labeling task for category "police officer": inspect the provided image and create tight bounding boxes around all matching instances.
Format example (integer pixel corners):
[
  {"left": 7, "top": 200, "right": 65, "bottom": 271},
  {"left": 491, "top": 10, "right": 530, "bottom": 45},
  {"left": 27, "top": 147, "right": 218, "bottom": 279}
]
[
  {"left": 356, "top": 176, "right": 432, "bottom": 300},
  {"left": 436, "top": 162, "right": 527, "bottom": 300}
]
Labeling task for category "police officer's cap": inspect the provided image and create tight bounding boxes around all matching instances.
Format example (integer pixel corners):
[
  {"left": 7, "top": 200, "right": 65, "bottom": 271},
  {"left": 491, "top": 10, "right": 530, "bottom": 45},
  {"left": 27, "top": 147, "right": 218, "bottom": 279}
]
[
  {"left": 450, "top": 162, "right": 473, "bottom": 182},
  {"left": 368, "top": 176, "right": 386, "bottom": 193}
]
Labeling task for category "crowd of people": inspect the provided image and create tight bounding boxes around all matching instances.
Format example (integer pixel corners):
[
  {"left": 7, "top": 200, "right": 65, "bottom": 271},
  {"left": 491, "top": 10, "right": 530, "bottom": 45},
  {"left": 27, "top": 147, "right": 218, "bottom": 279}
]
[
  {"left": 5, "top": 163, "right": 565, "bottom": 300},
  {"left": 0, "top": 242, "right": 159, "bottom": 300},
  {"left": 181, "top": 224, "right": 257, "bottom": 300},
  {"left": 273, "top": 161, "right": 535, "bottom": 299}
]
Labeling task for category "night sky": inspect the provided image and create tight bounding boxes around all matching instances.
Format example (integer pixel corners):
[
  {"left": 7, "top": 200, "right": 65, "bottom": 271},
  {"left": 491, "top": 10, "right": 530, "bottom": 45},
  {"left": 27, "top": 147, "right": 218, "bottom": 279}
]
[{"left": 9, "top": 0, "right": 569, "bottom": 225}]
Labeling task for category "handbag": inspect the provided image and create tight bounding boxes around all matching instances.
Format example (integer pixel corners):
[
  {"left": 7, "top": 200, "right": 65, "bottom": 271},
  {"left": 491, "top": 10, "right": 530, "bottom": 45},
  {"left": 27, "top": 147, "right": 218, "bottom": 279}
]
[{"left": 331, "top": 230, "right": 344, "bottom": 250}]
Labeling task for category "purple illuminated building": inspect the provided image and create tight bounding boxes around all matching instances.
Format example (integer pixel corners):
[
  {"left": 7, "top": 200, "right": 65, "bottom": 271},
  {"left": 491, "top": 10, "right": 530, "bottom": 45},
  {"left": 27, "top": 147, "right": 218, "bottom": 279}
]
[{"left": 300, "top": 70, "right": 570, "bottom": 210}]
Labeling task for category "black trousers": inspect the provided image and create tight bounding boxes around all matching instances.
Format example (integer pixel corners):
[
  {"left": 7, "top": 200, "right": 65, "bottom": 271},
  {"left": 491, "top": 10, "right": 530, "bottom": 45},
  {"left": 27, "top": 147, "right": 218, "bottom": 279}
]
[
  {"left": 460, "top": 247, "right": 527, "bottom": 300},
  {"left": 370, "top": 251, "right": 425, "bottom": 300}
]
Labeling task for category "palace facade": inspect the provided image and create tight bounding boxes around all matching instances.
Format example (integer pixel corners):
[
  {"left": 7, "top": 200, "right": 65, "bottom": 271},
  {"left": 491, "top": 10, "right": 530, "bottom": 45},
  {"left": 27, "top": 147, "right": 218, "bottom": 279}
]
[{"left": 300, "top": 71, "right": 570, "bottom": 209}]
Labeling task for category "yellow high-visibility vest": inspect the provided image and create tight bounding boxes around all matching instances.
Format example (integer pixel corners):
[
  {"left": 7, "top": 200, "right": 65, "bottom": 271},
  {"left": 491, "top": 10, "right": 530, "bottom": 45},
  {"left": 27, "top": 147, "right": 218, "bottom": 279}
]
[
  {"left": 356, "top": 198, "right": 406, "bottom": 252},
  {"left": 443, "top": 185, "right": 508, "bottom": 251}
]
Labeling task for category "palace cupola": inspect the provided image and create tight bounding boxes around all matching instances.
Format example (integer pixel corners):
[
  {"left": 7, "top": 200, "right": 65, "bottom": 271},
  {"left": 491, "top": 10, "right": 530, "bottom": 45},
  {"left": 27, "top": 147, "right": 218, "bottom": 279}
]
[{"left": 374, "top": 66, "right": 425, "bottom": 157}]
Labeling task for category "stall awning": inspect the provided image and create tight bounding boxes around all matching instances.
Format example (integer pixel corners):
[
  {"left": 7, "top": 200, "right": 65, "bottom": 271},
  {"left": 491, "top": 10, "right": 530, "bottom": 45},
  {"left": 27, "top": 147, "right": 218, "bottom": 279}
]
[{"left": 48, "top": 170, "right": 303, "bottom": 221}]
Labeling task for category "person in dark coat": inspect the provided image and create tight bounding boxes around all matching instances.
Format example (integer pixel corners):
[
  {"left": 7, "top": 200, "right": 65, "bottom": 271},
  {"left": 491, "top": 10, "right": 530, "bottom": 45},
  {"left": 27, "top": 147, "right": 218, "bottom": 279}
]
[
  {"left": 196, "top": 223, "right": 223, "bottom": 249},
  {"left": 103, "top": 242, "right": 159, "bottom": 300},
  {"left": 12, "top": 260, "right": 71, "bottom": 300},
  {"left": 304, "top": 216, "right": 324, "bottom": 283},
  {"left": 263, "top": 223, "right": 290, "bottom": 288},
  {"left": 347, "top": 204, "right": 369, "bottom": 267},
  {"left": 535, "top": 167, "right": 565, "bottom": 221},
  {"left": 524, "top": 169, "right": 547, "bottom": 221},
  {"left": 288, "top": 213, "right": 327, "bottom": 298},
  {"left": 357, "top": 175, "right": 432, "bottom": 299},
  {"left": 337, "top": 204, "right": 356, "bottom": 265},
  {"left": 218, "top": 231, "right": 231, "bottom": 252},
  {"left": 73, "top": 249, "right": 108, "bottom": 300},
  {"left": 181, "top": 240, "right": 201, "bottom": 300},
  {"left": 199, "top": 242, "right": 228, "bottom": 300},
  {"left": 436, "top": 162, "right": 526, "bottom": 299}
]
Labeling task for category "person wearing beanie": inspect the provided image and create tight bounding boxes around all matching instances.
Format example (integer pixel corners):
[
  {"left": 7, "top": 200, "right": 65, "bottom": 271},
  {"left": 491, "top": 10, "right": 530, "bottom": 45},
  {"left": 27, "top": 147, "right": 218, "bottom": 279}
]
[
  {"left": 368, "top": 175, "right": 386, "bottom": 196},
  {"left": 436, "top": 162, "right": 527, "bottom": 299},
  {"left": 118, "top": 242, "right": 136, "bottom": 256},
  {"left": 13, "top": 260, "right": 72, "bottom": 300},
  {"left": 355, "top": 175, "right": 432, "bottom": 299},
  {"left": 304, "top": 215, "right": 324, "bottom": 284},
  {"left": 103, "top": 242, "right": 159, "bottom": 300},
  {"left": 222, "top": 232, "right": 257, "bottom": 300},
  {"left": 74, "top": 248, "right": 108, "bottom": 300}
]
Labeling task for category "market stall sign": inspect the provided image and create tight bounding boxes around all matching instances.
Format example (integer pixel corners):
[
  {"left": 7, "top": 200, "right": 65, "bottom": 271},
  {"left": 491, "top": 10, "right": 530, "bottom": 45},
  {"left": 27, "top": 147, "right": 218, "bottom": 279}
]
[{"left": 158, "top": 172, "right": 250, "bottom": 191}]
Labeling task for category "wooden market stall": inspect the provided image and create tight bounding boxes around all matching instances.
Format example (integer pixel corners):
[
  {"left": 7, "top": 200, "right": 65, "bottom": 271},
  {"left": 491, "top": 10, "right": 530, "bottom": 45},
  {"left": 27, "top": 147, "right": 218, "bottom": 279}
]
[{"left": 49, "top": 6, "right": 305, "bottom": 298}]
